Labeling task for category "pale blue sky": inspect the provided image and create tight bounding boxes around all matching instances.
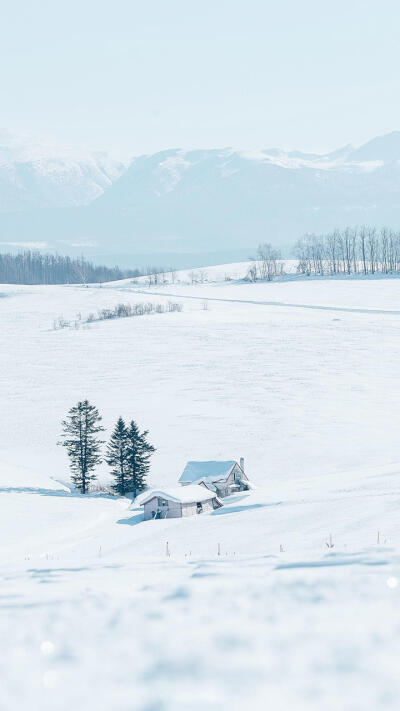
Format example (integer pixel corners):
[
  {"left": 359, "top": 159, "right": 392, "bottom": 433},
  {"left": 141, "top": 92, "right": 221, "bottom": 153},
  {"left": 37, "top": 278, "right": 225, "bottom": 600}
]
[{"left": 1, "top": 0, "right": 399, "bottom": 156}]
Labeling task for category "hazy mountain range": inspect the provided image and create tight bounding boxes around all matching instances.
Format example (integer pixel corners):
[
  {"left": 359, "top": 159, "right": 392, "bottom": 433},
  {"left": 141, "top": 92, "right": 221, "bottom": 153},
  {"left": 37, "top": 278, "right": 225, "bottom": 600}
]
[{"left": 1, "top": 130, "right": 400, "bottom": 267}]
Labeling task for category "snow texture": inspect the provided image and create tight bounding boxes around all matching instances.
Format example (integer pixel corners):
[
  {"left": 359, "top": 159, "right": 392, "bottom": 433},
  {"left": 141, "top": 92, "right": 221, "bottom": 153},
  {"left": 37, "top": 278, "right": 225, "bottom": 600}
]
[
  {"left": 140, "top": 484, "right": 219, "bottom": 505},
  {"left": 2, "top": 267, "right": 400, "bottom": 709}
]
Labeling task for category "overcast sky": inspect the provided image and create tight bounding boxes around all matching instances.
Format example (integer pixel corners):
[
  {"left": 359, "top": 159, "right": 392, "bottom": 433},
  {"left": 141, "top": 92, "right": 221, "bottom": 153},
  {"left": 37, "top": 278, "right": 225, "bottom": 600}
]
[{"left": 1, "top": 0, "right": 399, "bottom": 156}]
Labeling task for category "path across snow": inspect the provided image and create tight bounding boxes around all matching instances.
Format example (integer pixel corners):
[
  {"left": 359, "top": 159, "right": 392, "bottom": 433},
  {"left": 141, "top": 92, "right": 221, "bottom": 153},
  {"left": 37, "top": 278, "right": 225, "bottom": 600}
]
[{"left": 131, "top": 287, "right": 400, "bottom": 315}]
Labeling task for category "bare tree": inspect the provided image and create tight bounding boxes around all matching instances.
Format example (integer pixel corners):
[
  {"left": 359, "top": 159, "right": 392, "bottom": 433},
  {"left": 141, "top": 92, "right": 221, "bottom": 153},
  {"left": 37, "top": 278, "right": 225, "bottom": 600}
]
[
  {"left": 326, "top": 231, "right": 339, "bottom": 275},
  {"left": 367, "top": 228, "right": 377, "bottom": 274},
  {"left": 257, "top": 243, "right": 281, "bottom": 281},
  {"left": 169, "top": 267, "right": 177, "bottom": 284},
  {"left": 246, "top": 263, "right": 258, "bottom": 281},
  {"left": 359, "top": 226, "right": 367, "bottom": 275},
  {"left": 0, "top": 250, "right": 140, "bottom": 285},
  {"left": 197, "top": 269, "right": 208, "bottom": 283},
  {"left": 72, "top": 255, "right": 89, "bottom": 285}
]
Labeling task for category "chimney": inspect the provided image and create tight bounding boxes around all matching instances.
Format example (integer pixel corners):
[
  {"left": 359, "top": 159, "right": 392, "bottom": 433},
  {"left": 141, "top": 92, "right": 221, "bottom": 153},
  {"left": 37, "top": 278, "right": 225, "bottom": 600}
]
[{"left": 240, "top": 457, "right": 244, "bottom": 472}]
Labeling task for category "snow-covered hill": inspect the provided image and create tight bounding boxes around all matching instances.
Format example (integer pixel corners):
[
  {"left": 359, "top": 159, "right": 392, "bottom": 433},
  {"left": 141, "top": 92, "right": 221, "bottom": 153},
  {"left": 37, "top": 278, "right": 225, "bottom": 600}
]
[
  {"left": 91, "top": 132, "right": 400, "bottom": 254},
  {"left": 2, "top": 132, "right": 400, "bottom": 263},
  {"left": 2, "top": 270, "right": 400, "bottom": 709},
  {"left": 0, "top": 129, "right": 127, "bottom": 211}
]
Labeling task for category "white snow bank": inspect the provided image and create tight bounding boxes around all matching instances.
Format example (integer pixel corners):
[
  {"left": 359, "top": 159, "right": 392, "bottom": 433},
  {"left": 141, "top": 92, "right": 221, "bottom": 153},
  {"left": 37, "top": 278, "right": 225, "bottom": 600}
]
[
  {"left": 140, "top": 483, "right": 220, "bottom": 504},
  {"left": 0, "top": 461, "right": 68, "bottom": 491}
]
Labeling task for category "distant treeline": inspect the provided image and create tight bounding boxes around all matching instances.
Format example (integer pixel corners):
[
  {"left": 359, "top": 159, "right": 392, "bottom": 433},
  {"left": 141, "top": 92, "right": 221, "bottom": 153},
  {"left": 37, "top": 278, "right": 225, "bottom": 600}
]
[
  {"left": 0, "top": 251, "right": 141, "bottom": 284},
  {"left": 295, "top": 228, "right": 400, "bottom": 276}
]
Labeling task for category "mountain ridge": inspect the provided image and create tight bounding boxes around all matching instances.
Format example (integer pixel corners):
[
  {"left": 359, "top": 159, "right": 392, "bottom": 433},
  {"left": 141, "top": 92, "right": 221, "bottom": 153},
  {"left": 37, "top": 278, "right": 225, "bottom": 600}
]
[
  {"left": 0, "top": 129, "right": 128, "bottom": 211},
  {"left": 1, "top": 131, "right": 400, "bottom": 266}
]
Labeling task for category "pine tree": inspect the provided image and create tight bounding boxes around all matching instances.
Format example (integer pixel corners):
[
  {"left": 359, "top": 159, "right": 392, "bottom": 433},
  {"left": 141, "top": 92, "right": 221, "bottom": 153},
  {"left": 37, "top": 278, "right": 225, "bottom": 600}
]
[
  {"left": 59, "top": 400, "right": 105, "bottom": 494},
  {"left": 126, "top": 420, "right": 156, "bottom": 498},
  {"left": 106, "top": 417, "right": 130, "bottom": 495}
]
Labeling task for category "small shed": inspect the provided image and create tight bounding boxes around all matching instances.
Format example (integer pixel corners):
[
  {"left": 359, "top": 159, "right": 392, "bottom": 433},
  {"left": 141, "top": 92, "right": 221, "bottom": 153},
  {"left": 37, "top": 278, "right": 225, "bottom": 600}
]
[
  {"left": 141, "top": 484, "right": 223, "bottom": 520},
  {"left": 178, "top": 458, "right": 250, "bottom": 498}
]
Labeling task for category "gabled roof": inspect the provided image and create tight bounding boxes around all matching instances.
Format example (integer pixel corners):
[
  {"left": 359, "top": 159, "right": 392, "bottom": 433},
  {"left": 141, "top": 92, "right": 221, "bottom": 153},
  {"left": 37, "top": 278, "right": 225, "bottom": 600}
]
[
  {"left": 179, "top": 460, "right": 237, "bottom": 484},
  {"left": 140, "top": 484, "right": 221, "bottom": 506}
]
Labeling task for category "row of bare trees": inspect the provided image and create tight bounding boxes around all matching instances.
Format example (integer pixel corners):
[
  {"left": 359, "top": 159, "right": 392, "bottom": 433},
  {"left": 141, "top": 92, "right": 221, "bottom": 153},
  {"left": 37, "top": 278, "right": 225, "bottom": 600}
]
[
  {"left": 295, "top": 228, "right": 400, "bottom": 276},
  {"left": 145, "top": 267, "right": 178, "bottom": 285},
  {"left": 247, "top": 243, "right": 283, "bottom": 281},
  {"left": 144, "top": 266, "right": 212, "bottom": 286},
  {"left": 0, "top": 250, "right": 141, "bottom": 284}
]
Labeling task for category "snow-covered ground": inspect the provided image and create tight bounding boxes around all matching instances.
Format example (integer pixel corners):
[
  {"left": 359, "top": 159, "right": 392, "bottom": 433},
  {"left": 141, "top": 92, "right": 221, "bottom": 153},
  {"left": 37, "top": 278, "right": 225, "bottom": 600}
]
[{"left": 2, "top": 267, "right": 400, "bottom": 709}]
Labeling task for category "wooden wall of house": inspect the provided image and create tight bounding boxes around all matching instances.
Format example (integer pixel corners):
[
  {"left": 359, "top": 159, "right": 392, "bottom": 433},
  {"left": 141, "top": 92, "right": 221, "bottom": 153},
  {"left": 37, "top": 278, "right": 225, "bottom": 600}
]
[
  {"left": 233, "top": 464, "right": 241, "bottom": 480},
  {"left": 213, "top": 466, "right": 249, "bottom": 497},
  {"left": 181, "top": 498, "right": 215, "bottom": 516},
  {"left": 181, "top": 501, "right": 196, "bottom": 516},
  {"left": 230, "top": 464, "right": 245, "bottom": 482},
  {"left": 143, "top": 498, "right": 182, "bottom": 520},
  {"left": 212, "top": 468, "right": 234, "bottom": 497},
  {"left": 202, "top": 499, "right": 216, "bottom": 513},
  {"left": 165, "top": 500, "right": 182, "bottom": 517},
  {"left": 215, "top": 484, "right": 228, "bottom": 497},
  {"left": 144, "top": 496, "right": 219, "bottom": 520}
]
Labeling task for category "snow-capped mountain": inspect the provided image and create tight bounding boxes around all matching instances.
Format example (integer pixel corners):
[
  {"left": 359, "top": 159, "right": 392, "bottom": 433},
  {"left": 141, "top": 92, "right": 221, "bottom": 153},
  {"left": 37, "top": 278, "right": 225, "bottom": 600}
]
[
  {"left": 0, "top": 130, "right": 128, "bottom": 211},
  {"left": 1, "top": 131, "right": 400, "bottom": 264},
  {"left": 88, "top": 132, "right": 400, "bottom": 256}
]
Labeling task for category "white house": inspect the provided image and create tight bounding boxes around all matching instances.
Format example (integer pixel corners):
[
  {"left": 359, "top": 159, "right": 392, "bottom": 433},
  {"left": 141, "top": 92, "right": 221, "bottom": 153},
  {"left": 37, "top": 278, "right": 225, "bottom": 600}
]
[
  {"left": 178, "top": 458, "right": 250, "bottom": 498},
  {"left": 140, "top": 484, "right": 223, "bottom": 520}
]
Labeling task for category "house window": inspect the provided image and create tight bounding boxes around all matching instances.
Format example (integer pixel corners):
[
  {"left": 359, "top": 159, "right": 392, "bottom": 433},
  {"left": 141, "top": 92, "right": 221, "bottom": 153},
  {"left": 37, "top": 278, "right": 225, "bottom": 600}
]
[
  {"left": 157, "top": 498, "right": 168, "bottom": 507},
  {"left": 196, "top": 502, "right": 203, "bottom": 513}
]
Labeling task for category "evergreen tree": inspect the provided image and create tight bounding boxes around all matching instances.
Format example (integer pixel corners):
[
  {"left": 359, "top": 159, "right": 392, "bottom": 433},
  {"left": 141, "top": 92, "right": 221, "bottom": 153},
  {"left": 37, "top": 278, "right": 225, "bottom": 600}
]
[
  {"left": 126, "top": 420, "right": 156, "bottom": 498},
  {"left": 106, "top": 417, "right": 130, "bottom": 495},
  {"left": 59, "top": 400, "right": 105, "bottom": 493}
]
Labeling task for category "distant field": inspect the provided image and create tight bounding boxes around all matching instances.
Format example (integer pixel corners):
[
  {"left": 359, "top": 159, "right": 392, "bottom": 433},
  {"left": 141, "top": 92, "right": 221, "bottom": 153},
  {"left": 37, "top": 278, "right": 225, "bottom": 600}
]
[{"left": 2, "top": 265, "right": 400, "bottom": 710}]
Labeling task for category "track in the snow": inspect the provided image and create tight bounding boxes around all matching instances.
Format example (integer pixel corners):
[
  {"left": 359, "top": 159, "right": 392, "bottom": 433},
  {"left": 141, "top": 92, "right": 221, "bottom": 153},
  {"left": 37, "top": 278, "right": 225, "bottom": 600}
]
[{"left": 129, "top": 289, "right": 400, "bottom": 316}]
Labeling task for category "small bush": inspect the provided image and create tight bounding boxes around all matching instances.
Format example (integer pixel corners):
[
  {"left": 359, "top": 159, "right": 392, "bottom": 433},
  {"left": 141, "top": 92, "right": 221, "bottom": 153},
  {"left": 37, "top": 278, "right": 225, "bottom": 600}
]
[
  {"left": 54, "top": 300, "right": 183, "bottom": 329},
  {"left": 53, "top": 316, "right": 70, "bottom": 330},
  {"left": 167, "top": 301, "right": 183, "bottom": 312}
]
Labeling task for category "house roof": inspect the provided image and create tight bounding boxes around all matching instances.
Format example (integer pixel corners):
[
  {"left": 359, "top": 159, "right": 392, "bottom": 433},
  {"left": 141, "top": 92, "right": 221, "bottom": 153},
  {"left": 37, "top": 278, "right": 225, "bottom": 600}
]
[
  {"left": 140, "top": 484, "right": 221, "bottom": 506},
  {"left": 179, "top": 460, "right": 237, "bottom": 484}
]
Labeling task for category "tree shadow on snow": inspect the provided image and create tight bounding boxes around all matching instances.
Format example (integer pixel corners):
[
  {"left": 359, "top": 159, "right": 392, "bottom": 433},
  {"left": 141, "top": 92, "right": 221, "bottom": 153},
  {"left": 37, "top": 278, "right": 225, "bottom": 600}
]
[
  {"left": 0, "top": 487, "right": 73, "bottom": 497},
  {"left": 0, "top": 487, "right": 117, "bottom": 500}
]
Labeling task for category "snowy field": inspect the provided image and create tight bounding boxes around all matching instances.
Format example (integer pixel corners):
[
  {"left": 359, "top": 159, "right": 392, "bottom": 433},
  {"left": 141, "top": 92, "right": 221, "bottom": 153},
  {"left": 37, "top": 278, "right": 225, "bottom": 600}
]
[{"left": 2, "top": 267, "right": 400, "bottom": 709}]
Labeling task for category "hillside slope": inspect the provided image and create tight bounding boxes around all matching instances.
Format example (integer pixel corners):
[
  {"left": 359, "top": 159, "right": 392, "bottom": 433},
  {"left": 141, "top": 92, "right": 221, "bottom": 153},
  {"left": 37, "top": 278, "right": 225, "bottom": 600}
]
[{"left": 2, "top": 271, "right": 400, "bottom": 709}]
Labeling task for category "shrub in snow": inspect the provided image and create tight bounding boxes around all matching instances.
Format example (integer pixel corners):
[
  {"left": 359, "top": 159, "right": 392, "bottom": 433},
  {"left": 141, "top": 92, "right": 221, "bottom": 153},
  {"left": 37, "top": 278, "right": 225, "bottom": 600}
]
[{"left": 53, "top": 301, "right": 183, "bottom": 330}]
